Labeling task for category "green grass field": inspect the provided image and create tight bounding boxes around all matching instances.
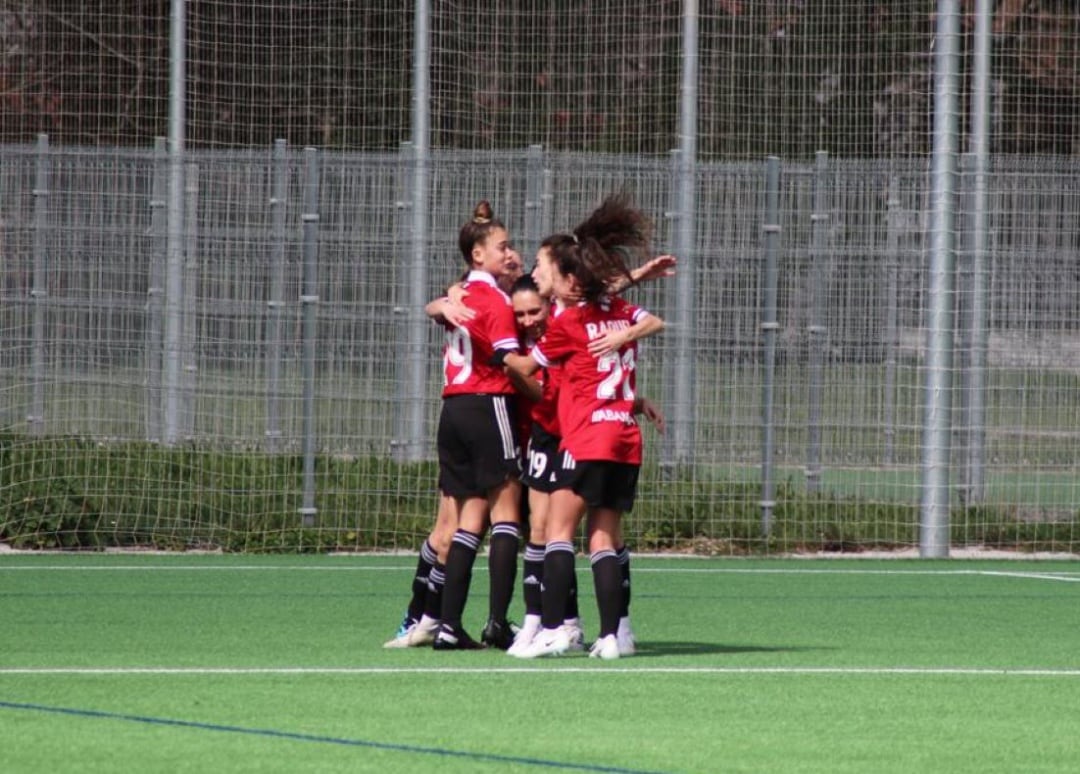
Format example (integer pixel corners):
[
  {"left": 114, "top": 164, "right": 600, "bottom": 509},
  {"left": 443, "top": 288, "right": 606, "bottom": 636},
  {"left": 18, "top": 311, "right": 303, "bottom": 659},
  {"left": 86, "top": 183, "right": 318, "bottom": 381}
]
[{"left": 2, "top": 553, "right": 1079, "bottom": 773}]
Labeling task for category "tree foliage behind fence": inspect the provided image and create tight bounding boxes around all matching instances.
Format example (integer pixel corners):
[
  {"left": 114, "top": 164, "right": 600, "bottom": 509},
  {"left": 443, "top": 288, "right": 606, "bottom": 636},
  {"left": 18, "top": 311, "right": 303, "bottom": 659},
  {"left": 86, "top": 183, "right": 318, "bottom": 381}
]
[{"left": 1, "top": 2, "right": 1076, "bottom": 157}]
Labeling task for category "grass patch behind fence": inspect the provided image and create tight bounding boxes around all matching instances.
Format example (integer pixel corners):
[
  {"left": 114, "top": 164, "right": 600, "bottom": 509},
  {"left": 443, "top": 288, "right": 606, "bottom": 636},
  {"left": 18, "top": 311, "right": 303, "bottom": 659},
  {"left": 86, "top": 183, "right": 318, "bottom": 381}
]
[{"left": 1, "top": 434, "right": 1076, "bottom": 554}]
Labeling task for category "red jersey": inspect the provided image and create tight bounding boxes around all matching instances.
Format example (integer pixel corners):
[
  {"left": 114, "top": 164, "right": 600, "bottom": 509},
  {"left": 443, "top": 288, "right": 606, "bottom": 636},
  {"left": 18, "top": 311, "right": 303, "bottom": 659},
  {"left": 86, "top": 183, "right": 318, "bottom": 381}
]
[
  {"left": 529, "top": 361, "right": 563, "bottom": 436},
  {"left": 531, "top": 296, "right": 650, "bottom": 464},
  {"left": 441, "top": 271, "right": 519, "bottom": 397},
  {"left": 528, "top": 302, "right": 566, "bottom": 436}
]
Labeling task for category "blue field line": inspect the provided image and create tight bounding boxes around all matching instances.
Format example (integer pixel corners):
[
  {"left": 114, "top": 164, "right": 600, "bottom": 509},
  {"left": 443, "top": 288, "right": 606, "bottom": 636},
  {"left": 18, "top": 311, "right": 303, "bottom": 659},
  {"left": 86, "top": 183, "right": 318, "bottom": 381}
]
[{"left": 0, "top": 700, "right": 672, "bottom": 774}]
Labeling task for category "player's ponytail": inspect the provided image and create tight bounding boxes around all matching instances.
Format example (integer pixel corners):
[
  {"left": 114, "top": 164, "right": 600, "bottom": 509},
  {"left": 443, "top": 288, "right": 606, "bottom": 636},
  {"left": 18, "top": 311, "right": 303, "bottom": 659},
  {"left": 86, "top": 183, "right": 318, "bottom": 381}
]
[
  {"left": 572, "top": 193, "right": 650, "bottom": 298},
  {"left": 458, "top": 200, "right": 504, "bottom": 264},
  {"left": 472, "top": 200, "right": 494, "bottom": 224}
]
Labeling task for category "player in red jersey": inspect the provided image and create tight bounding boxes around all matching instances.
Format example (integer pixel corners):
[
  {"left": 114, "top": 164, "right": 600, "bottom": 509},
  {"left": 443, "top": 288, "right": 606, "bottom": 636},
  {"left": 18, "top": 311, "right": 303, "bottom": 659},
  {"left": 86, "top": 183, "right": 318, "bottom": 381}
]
[
  {"left": 499, "top": 194, "right": 666, "bottom": 659},
  {"left": 505, "top": 254, "right": 671, "bottom": 656},
  {"left": 504, "top": 274, "right": 586, "bottom": 652},
  {"left": 385, "top": 248, "right": 529, "bottom": 650},
  {"left": 429, "top": 202, "right": 525, "bottom": 650}
]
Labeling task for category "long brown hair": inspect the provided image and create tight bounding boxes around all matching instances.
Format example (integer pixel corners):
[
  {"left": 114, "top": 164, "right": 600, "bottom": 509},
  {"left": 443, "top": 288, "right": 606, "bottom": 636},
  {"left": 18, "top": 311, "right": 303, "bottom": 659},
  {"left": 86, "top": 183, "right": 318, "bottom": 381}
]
[
  {"left": 458, "top": 200, "right": 505, "bottom": 266},
  {"left": 543, "top": 193, "right": 651, "bottom": 302}
]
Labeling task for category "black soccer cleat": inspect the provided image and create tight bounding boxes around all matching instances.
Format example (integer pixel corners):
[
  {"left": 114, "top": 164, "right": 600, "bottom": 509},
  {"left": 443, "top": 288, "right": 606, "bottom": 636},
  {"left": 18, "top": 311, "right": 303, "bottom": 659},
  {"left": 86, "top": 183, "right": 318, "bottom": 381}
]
[
  {"left": 480, "top": 618, "right": 517, "bottom": 650},
  {"left": 432, "top": 624, "right": 486, "bottom": 651}
]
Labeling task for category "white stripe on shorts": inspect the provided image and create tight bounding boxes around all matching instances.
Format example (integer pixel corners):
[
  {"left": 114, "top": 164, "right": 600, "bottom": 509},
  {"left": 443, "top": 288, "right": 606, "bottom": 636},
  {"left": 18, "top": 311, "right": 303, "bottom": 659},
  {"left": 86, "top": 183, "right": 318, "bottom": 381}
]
[{"left": 493, "top": 395, "right": 516, "bottom": 461}]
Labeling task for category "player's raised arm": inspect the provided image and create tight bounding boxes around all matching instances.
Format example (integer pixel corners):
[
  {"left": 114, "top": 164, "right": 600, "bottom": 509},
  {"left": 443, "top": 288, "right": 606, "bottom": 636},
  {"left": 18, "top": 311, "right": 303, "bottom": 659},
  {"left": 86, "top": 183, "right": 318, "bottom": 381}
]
[{"left": 607, "top": 254, "right": 677, "bottom": 294}]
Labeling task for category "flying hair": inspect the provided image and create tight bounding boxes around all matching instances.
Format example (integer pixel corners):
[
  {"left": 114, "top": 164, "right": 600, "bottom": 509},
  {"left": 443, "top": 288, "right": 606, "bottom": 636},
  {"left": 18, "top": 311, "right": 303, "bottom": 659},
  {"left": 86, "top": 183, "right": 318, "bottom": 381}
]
[{"left": 544, "top": 193, "right": 652, "bottom": 302}]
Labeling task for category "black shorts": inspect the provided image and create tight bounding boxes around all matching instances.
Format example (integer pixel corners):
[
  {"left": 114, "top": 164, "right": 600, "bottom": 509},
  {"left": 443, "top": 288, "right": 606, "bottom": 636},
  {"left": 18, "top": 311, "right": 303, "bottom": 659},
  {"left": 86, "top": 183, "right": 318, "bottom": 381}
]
[
  {"left": 522, "top": 424, "right": 575, "bottom": 494},
  {"left": 437, "top": 394, "right": 522, "bottom": 498},
  {"left": 566, "top": 460, "right": 640, "bottom": 512}
]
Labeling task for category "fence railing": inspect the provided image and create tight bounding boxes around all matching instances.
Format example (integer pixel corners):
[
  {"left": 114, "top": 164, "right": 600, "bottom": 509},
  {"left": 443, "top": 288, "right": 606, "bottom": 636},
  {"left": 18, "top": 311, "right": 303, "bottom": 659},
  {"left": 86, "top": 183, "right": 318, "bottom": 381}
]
[{"left": 2, "top": 141, "right": 1079, "bottom": 549}]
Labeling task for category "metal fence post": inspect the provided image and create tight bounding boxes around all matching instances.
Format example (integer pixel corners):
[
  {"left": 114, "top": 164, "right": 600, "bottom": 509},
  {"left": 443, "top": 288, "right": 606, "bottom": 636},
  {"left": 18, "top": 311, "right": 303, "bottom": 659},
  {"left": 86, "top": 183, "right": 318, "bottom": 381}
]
[
  {"left": 525, "top": 144, "right": 545, "bottom": 260},
  {"left": 266, "top": 139, "right": 288, "bottom": 452},
  {"left": 28, "top": 134, "right": 49, "bottom": 437},
  {"left": 299, "top": 147, "right": 321, "bottom": 527},
  {"left": 181, "top": 161, "right": 199, "bottom": 441},
  {"left": 919, "top": 0, "right": 961, "bottom": 558},
  {"left": 147, "top": 138, "right": 167, "bottom": 442},
  {"left": 964, "top": 0, "right": 993, "bottom": 505},
  {"left": 402, "top": 0, "right": 432, "bottom": 463},
  {"left": 806, "top": 150, "right": 829, "bottom": 493},
  {"left": 670, "top": 0, "right": 699, "bottom": 468},
  {"left": 883, "top": 176, "right": 901, "bottom": 466},
  {"left": 761, "top": 156, "right": 781, "bottom": 537},
  {"left": 163, "top": 0, "right": 186, "bottom": 446}
]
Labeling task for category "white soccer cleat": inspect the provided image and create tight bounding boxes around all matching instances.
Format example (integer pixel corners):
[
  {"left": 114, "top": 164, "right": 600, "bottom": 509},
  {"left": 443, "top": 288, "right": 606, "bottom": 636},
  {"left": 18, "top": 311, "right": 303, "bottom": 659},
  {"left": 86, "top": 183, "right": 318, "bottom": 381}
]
[
  {"left": 511, "top": 626, "right": 571, "bottom": 659},
  {"left": 407, "top": 615, "right": 441, "bottom": 646},
  {"left": 563, "top": 619, "right": 586, "bottom": 652},
  {"left": 383, "top": 627, "right": 415, "bottom": 648},
  {"left": 616, "top": 617, "right": 636, "bottom": 656},
  {"left": 506, "top": 614, "right": 542, "bottom": 656},
  {"left": 588, "top": 634, "right": 620, "bottom": 660},
  {"left": 383, "top": 615, "right": 440, "bottom": 649}
]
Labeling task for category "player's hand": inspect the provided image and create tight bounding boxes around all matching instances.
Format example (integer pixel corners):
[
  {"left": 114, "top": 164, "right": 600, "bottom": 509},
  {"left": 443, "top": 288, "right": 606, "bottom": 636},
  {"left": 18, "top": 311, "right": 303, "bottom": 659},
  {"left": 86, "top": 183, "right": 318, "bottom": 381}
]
[
  {"left": 630, "top": 254, "right": 677, "bottom": 284},
  {"left": 588, "top": 330, "right": 629, "bottom": 358},
  {"left": 447, "top": 282, "right": 469, "bottom": 306},
  {"left": 636, "top": 397, "right": 666, "bottom": 434},
  {"left": 441, "top": 297, "right": 475, "bottom": 327}
]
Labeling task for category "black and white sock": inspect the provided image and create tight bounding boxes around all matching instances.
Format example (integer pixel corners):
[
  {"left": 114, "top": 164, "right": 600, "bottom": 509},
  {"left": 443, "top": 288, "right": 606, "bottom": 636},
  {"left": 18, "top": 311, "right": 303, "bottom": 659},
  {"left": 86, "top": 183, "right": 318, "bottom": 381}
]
[
  {"left": 566, "top": 567, "right": 580, "bottom": 621},
  {"left": 407, "top": 540, "right": 437, "bottom": 622},
  {"left": 487, "top": 522, "right": 520, "bottom": 623},
  {"left": 439, "top": 529, "right": 481, "bottom": 631},
  {"left": 541, "top": 541, "right": 575, "bottom": 630},
  {"left": 522, "top": 542, "right": 545, "bottom": 618},
  {"left": 616, "top": 545, "right": 631, "bottom": 620},
  {"left": 423, "top": 563, "right": 446, "bottom": 622},
  {"left": 590, "top": 549, "right": 622, "bottom": 638}
]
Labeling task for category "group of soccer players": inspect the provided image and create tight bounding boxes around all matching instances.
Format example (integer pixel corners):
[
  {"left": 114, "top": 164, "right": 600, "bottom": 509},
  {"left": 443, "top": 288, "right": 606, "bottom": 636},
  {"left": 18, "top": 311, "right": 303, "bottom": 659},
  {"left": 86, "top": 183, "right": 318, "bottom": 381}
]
[{"left": 384, "top": 195, "right": 673, "bottom": 659}]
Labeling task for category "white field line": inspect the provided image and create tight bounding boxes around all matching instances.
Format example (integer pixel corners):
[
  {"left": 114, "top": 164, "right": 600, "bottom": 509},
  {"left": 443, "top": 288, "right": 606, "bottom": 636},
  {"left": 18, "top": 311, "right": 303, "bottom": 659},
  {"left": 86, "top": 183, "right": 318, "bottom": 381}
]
[
  {"left": 1, "top": 565, "right": 1078, "bottom": 582},
  {"left": 971, "top": 570, "right": 1080, "bottom": 582},
  {"left": 2, "top": 666, "right": 1080, "bottom": 677}
]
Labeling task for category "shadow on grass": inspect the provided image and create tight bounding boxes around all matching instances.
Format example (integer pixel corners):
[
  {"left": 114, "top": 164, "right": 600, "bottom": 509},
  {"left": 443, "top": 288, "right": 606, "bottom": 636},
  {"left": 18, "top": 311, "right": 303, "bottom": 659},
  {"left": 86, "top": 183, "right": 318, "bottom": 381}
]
[{"left": 632, "top": 641, "right": 828, "bottom": 657}]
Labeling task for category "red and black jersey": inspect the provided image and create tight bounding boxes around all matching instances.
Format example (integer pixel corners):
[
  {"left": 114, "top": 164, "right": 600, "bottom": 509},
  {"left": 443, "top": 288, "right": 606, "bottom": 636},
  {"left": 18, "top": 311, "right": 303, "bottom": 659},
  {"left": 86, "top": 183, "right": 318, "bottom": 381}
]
[
  {"left": 518, "top": 299, "right": 564, "bottom": 439},
  {"left": 529, "top": 360, "right": 562, "bottom": 437},
  {"left": 440, "top": 271, "right": 519, "bottom": 397},
  {"left": 531, "top": 296, "right": 650, "bottom": 465}
]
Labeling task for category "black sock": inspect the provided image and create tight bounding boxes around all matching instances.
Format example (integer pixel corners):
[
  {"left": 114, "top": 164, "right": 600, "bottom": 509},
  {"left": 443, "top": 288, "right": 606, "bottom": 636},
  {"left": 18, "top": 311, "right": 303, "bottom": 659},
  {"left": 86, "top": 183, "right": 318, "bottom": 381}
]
[
  {"left": 541, "top": 541, "right": 575, "bottom": 629},
  {"left": 439, "top": 529, "right": 481, "bottom": 630},
  {"left": 590, "top": 550, "right": 622, "bottom": 638},
  {"left": 616, "top": 545, "right": 631, "bottom": 619},
  {"left": 566, "top": 569, "right": 580, "bottom": 620},
  {"left": 522, "top": 542, "right": 545, "bottom": 617},
  {"left": 487, "top": 522, "right": 520, "bottom": 623},
  {"left": 407, "top": 540, "right": 437, "bottom": 622},
  {"left": 423, "top": 563, "right": 445, "bottom": 620}
]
